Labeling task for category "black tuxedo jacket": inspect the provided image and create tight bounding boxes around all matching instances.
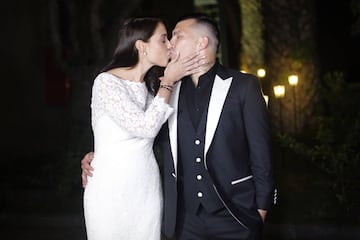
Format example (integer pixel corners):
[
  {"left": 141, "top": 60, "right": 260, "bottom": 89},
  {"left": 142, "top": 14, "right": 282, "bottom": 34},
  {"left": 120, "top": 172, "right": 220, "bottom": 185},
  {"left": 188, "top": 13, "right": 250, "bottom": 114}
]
[{"left": 157, "top": 63, "right": 275, "bottom": 238}]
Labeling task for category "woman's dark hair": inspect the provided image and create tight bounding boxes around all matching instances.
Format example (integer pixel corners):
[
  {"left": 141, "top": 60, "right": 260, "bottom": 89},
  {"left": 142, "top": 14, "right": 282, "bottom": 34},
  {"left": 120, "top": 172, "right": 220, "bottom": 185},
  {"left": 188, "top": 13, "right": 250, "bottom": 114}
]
[{"left": 102, "top": 17, "right": 165, "bottom": 95}]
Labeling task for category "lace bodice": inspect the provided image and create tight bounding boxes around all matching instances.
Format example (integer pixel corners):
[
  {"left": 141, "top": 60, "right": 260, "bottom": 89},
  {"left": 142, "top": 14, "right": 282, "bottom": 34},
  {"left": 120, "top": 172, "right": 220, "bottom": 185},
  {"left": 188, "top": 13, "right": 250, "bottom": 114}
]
[{"left": 91, "top": 72, "right": 173, "bottom": 138}]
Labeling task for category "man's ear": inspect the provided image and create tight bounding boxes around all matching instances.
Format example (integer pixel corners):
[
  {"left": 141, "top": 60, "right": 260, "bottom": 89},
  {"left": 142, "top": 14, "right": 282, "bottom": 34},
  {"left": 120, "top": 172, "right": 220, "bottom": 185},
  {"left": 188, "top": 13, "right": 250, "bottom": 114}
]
[{"left": 198, "top": 36, "right": 209, "bottom": 50}]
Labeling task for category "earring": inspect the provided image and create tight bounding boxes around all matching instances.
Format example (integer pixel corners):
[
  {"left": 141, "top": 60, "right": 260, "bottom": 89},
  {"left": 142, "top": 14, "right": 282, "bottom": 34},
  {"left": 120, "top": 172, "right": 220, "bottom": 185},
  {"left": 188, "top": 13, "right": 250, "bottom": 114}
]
[{"left": 143, "top": 51, "right": 147, "bottom": 56}]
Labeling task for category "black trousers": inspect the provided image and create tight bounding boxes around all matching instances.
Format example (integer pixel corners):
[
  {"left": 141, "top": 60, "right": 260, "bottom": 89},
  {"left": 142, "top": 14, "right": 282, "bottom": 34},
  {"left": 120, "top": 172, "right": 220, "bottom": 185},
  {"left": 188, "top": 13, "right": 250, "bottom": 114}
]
[{"left": 175, "top": 205, "right": 262, "bottom": 240}]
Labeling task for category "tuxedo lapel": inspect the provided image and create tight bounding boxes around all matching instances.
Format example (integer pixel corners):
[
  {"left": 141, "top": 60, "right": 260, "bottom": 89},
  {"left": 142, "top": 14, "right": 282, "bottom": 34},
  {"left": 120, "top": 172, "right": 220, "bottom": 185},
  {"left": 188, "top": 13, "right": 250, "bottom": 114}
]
[
  {"left": 204, "top": 75, "right": 233, "bottom": 158},
  {"left": 168, "top": 82, "right": 181, "bottom": 175}
]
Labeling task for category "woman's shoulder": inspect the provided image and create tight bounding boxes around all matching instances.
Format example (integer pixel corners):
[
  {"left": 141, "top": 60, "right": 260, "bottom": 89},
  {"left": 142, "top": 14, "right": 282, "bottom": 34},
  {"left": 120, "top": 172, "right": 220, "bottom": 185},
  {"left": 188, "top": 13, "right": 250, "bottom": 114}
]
[
  {"left": 92, "top": 72, "right": 127, "bottom": 92},
  {"left": 94, "top": 72, "right": 124, "bottom": 85},
  {"left": 95, "top": 72, "right": 118, "bottom": 81}
]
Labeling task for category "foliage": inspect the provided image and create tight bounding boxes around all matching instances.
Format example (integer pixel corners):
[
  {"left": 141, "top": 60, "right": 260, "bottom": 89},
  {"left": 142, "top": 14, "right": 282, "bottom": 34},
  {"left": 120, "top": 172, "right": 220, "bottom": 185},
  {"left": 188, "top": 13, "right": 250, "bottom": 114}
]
[
  {"left": 351, "top": 0, "right": 360, "bottom": 35},
  {"left": 278, "top": 71, "right": 360, "bottom": 210},
  {"left": 48, "top": 0, "right": 141, "bottom": 195},
  {"left": 239, "top": 0, "right": 264, "bottom": 73}
]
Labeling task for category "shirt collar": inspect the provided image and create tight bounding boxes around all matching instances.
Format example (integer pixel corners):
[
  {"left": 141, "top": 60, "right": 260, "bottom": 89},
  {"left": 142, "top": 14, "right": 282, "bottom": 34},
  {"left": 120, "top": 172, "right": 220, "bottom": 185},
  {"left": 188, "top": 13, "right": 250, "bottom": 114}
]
[
  {"left": 199, "top": 61, "right": 219, "bottom": 83},
  {"left": 181, "top": 60, "right": 220, "bottom": 86}
]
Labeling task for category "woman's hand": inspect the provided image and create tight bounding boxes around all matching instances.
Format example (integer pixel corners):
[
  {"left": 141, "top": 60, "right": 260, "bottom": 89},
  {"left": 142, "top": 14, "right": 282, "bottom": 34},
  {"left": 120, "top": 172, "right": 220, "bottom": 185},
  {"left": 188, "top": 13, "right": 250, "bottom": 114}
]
[{"left": 162, "top": 51, "right": 206, "bottom": 85}]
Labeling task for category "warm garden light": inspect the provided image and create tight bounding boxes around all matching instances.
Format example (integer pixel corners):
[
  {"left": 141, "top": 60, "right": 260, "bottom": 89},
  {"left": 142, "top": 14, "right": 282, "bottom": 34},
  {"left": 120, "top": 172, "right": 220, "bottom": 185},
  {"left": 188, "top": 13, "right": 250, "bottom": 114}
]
[
  {"left": 257, "top": 68, "right": 266, "bottom": 78},
  {"left": 288, "top": 75, "right": 298, "bottom": 86},
  {"left": 273, "top": 85, "right": 285, "bottom": 98}
]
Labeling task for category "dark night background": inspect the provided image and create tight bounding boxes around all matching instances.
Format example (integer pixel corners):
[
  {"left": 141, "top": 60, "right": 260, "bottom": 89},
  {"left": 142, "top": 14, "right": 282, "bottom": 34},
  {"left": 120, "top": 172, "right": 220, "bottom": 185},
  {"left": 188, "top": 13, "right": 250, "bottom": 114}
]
[{"left": 0, "top": 0, "right": 359, "bottom": 239}]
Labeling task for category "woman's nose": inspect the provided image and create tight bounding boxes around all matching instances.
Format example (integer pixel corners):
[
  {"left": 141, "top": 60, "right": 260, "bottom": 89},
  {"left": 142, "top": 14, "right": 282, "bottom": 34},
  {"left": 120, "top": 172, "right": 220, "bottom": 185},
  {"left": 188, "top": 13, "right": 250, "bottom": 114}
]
[{"left": 169, "top": 38, "right": 176, "bottom": 47}]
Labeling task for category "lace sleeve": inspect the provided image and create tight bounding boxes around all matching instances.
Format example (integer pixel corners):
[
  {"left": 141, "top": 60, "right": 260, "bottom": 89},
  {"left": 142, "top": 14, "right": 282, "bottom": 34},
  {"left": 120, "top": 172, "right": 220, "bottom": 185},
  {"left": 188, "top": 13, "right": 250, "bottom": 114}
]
[{"left": 91, "top": 74, "right": 173, "bottom": 138}]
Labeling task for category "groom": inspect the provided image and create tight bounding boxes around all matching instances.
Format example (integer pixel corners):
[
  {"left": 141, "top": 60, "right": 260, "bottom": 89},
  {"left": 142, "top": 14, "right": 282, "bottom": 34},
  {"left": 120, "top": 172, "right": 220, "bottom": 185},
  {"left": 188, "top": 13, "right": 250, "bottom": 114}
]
[{"left": 82, "top": 13, "right": 275, "bottom": 240}]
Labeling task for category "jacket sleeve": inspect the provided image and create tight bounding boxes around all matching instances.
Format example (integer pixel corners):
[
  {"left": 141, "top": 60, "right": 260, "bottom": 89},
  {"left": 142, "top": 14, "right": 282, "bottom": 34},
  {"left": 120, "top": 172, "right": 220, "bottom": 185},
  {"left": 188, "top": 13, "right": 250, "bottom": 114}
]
[{"left": 242, "top": 75, "right": 275, "bottom": 210}]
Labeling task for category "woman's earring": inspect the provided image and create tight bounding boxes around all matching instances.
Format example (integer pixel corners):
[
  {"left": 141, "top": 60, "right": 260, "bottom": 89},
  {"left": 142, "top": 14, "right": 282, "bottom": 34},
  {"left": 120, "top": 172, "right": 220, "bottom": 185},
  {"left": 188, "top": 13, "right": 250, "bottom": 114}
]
[{"left": 143, "top": 51, "right": 147, "bottom": 56}]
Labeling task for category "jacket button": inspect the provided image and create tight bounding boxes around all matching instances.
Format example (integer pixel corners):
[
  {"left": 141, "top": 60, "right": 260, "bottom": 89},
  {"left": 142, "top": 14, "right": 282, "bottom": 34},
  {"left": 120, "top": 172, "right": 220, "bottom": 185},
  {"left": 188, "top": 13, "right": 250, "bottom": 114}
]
[
  {"left": 196, "top": 157, "right": 201, "bottom": 163},
  {"left": 197, "top": 192, "right": 203, "bottom": 198},
  {"left": 194, "top": 139, "right": 201, "bottom": 145},
  {"left": 197, "top": 175, "right": 202, "bottom": 180}
]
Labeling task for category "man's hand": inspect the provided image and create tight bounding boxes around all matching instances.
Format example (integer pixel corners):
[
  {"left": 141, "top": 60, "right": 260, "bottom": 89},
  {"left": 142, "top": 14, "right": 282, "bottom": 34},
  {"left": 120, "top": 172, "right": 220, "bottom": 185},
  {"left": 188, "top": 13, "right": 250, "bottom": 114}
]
[
  {"left": 257, "top": 209, "right": 267, "bottom": 223},
  {"left": 81, "top": 152, "right": 94, "bottom": 188}
]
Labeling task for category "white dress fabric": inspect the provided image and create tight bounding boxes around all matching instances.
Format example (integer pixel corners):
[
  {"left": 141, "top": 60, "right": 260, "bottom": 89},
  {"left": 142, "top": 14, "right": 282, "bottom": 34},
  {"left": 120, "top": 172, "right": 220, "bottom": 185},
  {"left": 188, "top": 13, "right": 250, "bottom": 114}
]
[{"left": 83, "top": 72, "right": 173, "bottom": 240}]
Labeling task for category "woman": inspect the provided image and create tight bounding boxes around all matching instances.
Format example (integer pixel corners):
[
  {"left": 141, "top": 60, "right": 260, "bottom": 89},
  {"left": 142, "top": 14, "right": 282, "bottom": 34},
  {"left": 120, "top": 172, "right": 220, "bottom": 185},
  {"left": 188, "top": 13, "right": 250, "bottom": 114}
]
[{"left": 83, "top": 17, "right": 204, "bottom": 240}]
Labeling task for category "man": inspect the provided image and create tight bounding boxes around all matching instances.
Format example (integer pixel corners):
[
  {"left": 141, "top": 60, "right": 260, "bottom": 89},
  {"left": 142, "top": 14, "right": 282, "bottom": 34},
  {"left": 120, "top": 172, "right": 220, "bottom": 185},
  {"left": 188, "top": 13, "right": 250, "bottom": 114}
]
[{"left": 82, "top": 13, "right": 275, "bottom": 240}]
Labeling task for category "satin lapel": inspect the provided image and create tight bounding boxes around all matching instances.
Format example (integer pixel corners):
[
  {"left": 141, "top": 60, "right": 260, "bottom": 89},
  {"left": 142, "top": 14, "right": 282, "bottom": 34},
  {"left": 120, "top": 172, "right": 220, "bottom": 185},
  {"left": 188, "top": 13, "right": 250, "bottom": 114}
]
[
  {"left": 204, "top": 75, "right": 233, "bottom": 157},
  {"left": 168, "top": 82, "right": 181, "bottom": 175}
]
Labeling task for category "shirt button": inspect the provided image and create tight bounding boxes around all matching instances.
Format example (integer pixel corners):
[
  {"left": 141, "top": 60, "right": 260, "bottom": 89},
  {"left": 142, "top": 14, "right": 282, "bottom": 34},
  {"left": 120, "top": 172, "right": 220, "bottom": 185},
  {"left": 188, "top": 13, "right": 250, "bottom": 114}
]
[
  {"left": 197, "top": 192, "right": 203, "bottom": 198},
  {"left": 197, "top": 175, "right": 202, "bottom": 180},
  {"left": 195, "top": 139, "right": 201, "bottom": 145},
  {"left": 196, "top": 157, "right": 201, "bottom": 163}
]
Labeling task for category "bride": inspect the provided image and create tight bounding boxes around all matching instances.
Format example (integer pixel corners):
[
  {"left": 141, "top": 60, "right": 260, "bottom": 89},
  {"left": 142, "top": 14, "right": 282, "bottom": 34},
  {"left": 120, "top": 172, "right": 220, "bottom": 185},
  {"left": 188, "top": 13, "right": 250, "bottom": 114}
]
[{"left": 82, "top": 17, "right": 205, "bottom": 240}]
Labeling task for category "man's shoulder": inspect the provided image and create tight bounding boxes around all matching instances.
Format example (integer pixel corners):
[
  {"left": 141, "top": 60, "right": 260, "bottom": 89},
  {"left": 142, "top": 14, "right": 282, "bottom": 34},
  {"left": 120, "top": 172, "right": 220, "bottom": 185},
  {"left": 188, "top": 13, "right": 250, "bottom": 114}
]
[{"left": 216, "top": 64, "right": 257, "bottom": 83}]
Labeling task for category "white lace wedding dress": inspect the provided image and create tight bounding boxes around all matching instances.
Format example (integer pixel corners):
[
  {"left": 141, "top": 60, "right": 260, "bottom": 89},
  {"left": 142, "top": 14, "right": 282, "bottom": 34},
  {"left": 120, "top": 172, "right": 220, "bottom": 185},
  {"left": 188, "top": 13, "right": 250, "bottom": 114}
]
[{"left": 83, "top": 72, "right": 173, "bottom": 240}]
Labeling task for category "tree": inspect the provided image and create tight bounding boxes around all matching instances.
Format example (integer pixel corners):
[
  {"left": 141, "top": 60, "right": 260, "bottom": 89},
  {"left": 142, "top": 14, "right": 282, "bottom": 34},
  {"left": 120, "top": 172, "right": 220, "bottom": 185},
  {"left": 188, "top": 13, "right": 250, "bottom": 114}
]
[
  {"left": 48, "top": 0, "right": 142, "bottom": 192},
  {"left": 238, "top": 0, "right": 264, "bottom": 74},
  {"left": 262, "top": 0, "right": 319, "bottom": 134}
]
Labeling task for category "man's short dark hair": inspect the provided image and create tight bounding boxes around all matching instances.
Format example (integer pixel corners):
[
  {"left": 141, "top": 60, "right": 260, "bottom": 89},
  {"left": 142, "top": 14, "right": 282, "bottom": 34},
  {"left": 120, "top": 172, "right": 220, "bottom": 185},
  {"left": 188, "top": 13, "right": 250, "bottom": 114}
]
[{"left": 177, "top": 12, "right": 220, "bottom": 51}]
